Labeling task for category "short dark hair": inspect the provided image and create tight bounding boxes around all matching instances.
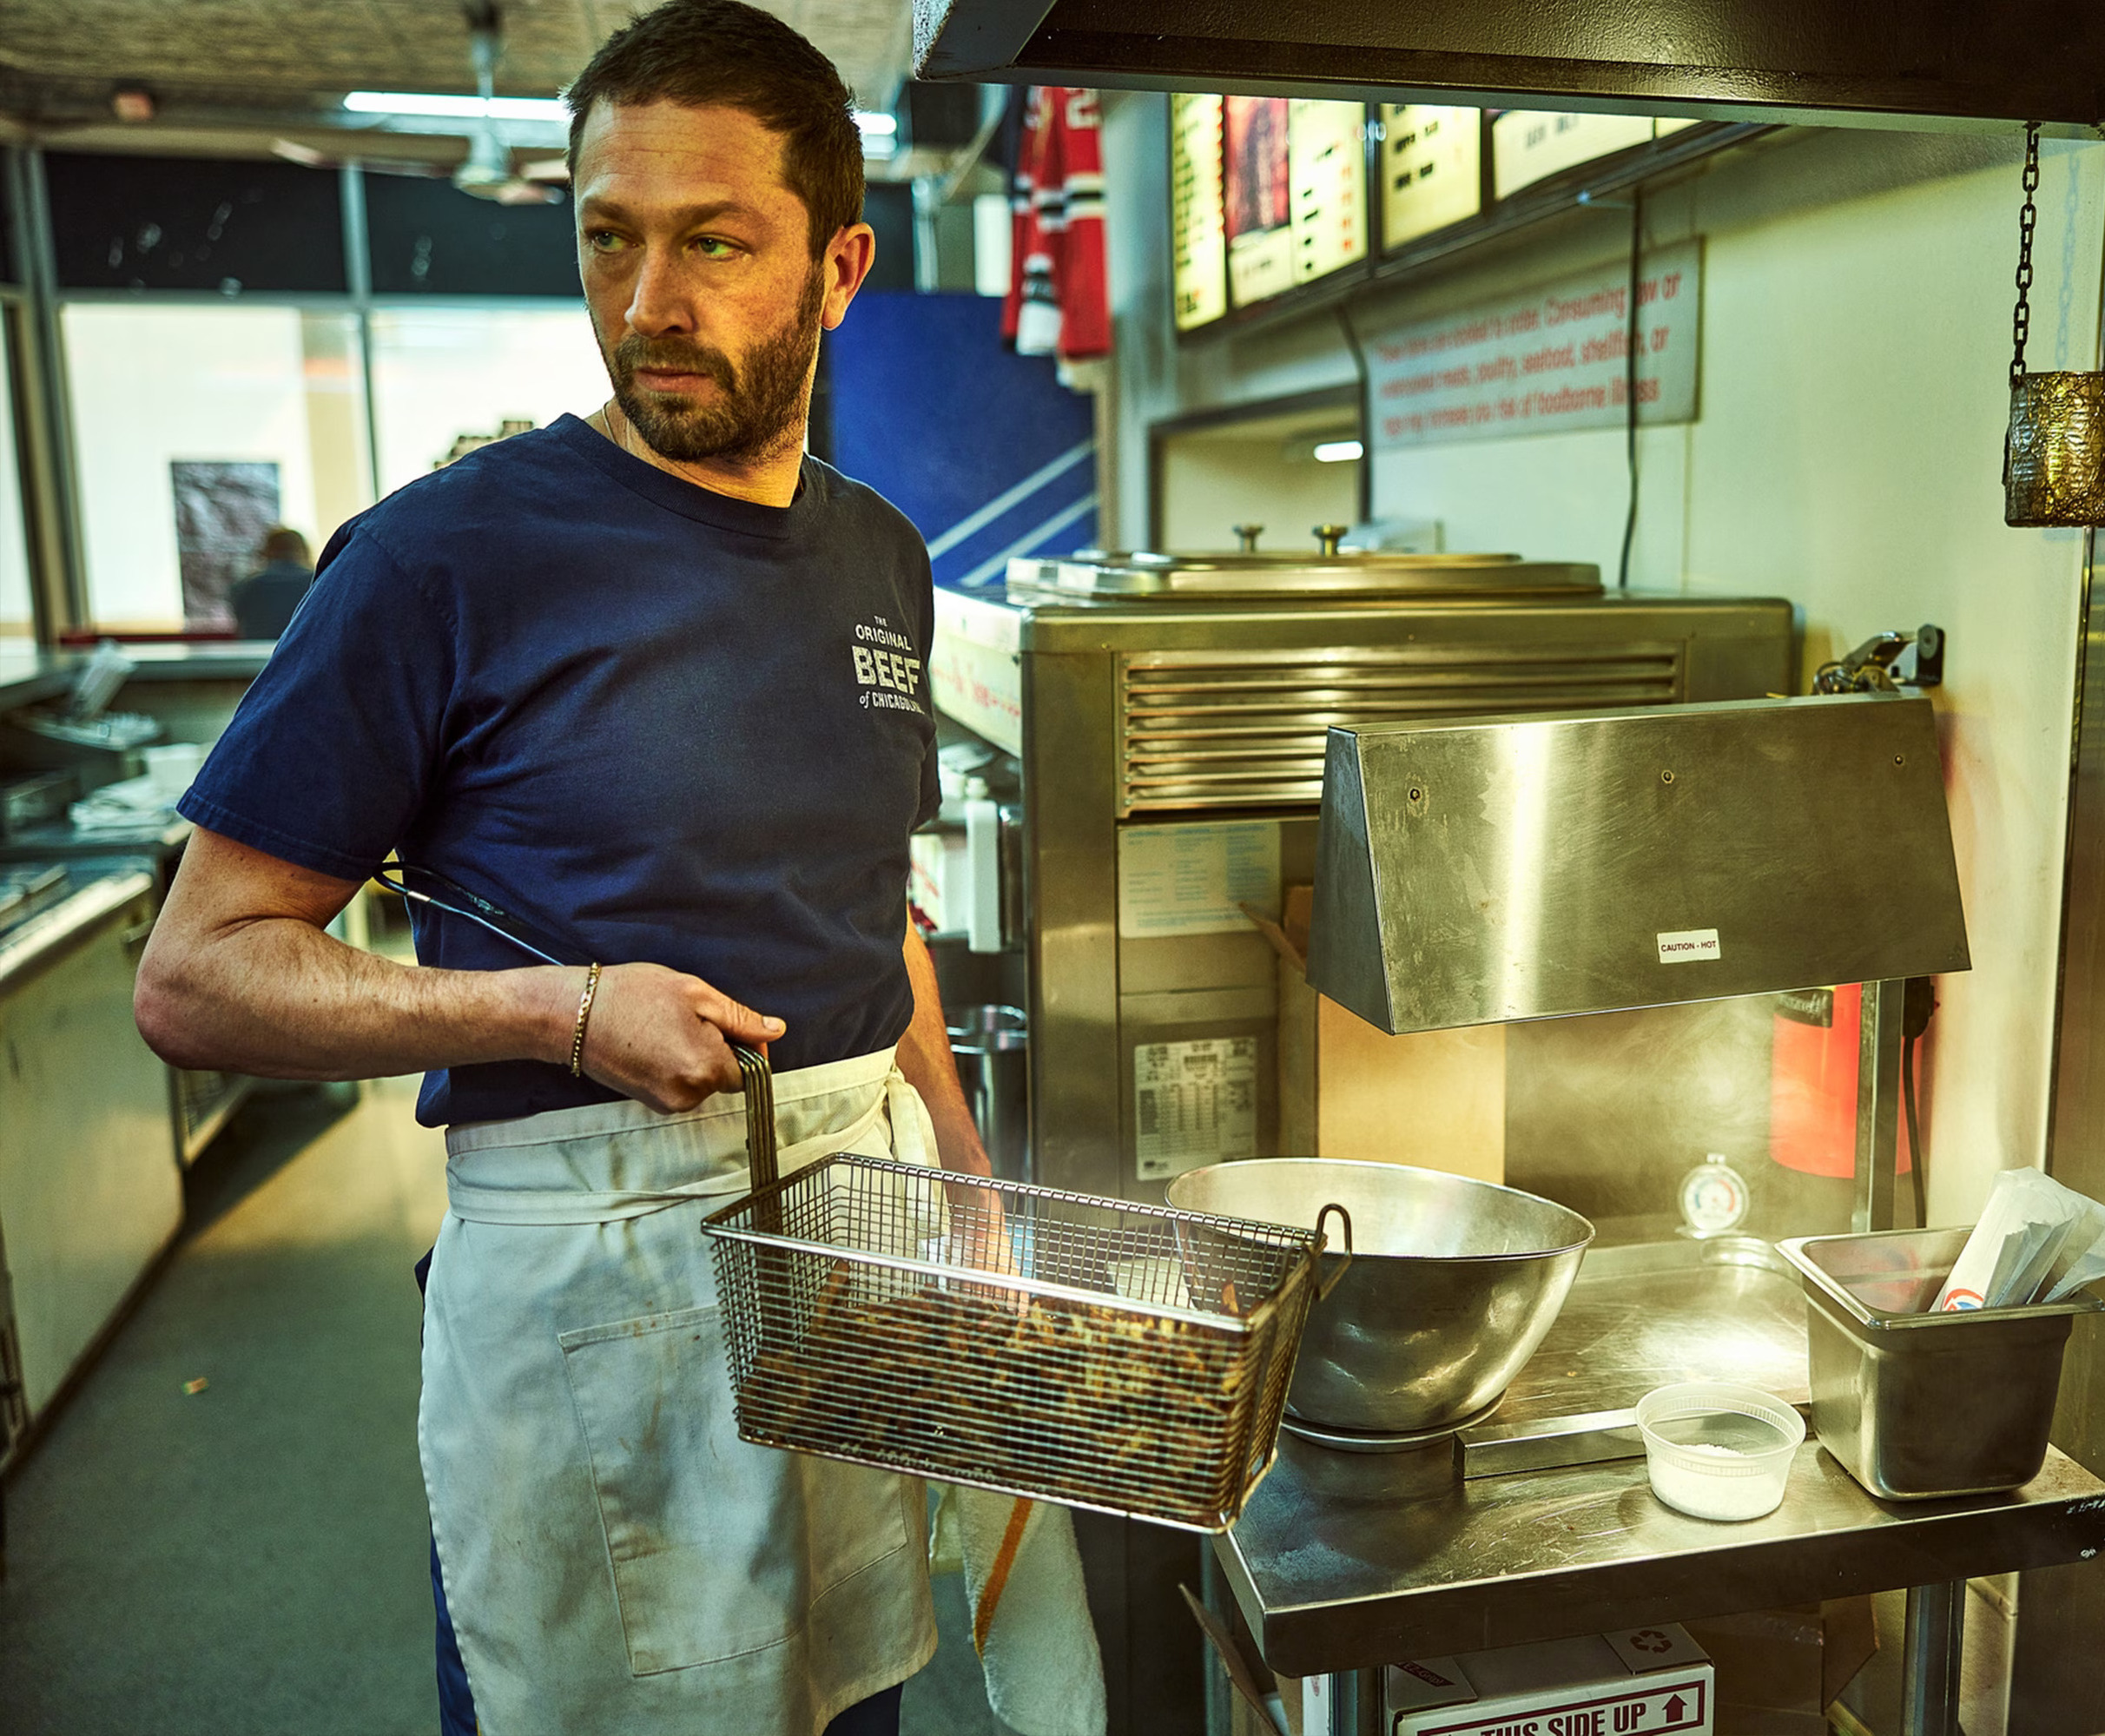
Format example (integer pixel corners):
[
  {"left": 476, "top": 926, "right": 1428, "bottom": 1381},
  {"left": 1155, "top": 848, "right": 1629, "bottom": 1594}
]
[
  {"left": 565, "top": 0, "right": 864, "bottom": 258},
  {"left": 261, "top": 526, "right": 310, "bottom": 564}
]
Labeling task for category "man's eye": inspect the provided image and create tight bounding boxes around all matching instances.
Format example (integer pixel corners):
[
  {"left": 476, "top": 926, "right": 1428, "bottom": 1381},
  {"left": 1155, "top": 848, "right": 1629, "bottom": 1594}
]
[
  {"left": 585, "top": 230, "right": 627, "bottom": 253},
  {"left": 695, "top": 237, "right": 736, "bottom": 259}
]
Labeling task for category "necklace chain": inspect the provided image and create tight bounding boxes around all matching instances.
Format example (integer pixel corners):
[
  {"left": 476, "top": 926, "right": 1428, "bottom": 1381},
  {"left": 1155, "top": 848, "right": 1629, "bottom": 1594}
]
[
  {"left": 2013, "top": 120, "right": 2040, "bottom": 387},
  {"left": 606, "top": 399, "right": 702, "bottom": 487}
]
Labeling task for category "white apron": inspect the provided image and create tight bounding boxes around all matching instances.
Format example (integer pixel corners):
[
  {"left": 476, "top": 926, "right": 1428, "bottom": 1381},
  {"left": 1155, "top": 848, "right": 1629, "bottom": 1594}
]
[{"left": 419, "top": 1046, "right": 940, "bottom": 1736}]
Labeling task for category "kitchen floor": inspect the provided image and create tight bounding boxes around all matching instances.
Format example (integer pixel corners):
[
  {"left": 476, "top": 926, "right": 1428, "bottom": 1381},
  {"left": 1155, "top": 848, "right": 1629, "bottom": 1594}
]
[{"left": 0, "top": 1077, "right": 1013, "bottom": 1735}]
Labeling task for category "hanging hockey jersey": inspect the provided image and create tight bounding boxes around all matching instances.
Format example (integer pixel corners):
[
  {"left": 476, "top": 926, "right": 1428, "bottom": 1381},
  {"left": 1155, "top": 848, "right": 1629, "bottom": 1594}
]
[{"left": 1002, "top": 87, "right": 1111, "bottom": 362}]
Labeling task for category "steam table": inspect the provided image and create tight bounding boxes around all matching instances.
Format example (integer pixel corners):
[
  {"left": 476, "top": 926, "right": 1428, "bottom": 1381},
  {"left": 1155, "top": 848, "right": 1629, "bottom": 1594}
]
[{"left": 1214, "top": 1247, "right": 2105, "bottom": 1736}]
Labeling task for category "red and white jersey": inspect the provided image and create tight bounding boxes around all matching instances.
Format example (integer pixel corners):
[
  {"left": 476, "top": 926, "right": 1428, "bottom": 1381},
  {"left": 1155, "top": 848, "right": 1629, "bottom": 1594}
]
[
  {"left": 1000, "top": 86, "right": 1046, "bottom": 351},
  {"left": 1002, "top": 87, "right": 1111, "bottom": 362},
  {"left": 1053, "top": 88, "right": 1109, "bottom": 360}
]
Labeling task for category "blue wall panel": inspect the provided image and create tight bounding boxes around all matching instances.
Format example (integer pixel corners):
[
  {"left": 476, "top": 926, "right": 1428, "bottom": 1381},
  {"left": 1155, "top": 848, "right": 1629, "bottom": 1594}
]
[{"left": 825, "top": 291, "right": 1097, "bottom": 588}]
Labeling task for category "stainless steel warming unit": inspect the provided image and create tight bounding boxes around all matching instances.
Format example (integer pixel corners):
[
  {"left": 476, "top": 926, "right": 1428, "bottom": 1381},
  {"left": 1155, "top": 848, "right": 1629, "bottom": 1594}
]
[
  {"left": 929, "top": 548, "right": 1798, "bottom": 1209},
  {"left": 927, "top": 548, "right": 1798, "bottom": 1736}
]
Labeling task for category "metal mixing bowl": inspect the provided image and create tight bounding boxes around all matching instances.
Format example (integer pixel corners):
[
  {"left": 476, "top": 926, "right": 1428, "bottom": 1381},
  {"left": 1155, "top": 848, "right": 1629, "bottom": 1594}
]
[{"left": 1166, "top": 1159, "right": 1594, "bottom": 1436}]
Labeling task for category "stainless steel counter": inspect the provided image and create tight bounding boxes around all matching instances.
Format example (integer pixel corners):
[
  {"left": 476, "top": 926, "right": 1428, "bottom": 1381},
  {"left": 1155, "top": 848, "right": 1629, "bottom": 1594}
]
[
  {"left": 0, "top": 646, "right": 76, "bottom": 714},
  {"left": 0, "top": 865, "right": 180, "bottom": 1442},
  {"left": 0, "top": 642, "right": 274, "bottom": 715},
  {"left": 1215, "top": 1244, "right": 2105, "bottom": 1728},
  {"left": 0, "top": 866, "right": 154, "bottom": 994},
  {"left": 0, "top": 815, "right": 192, "bottom": 868}
]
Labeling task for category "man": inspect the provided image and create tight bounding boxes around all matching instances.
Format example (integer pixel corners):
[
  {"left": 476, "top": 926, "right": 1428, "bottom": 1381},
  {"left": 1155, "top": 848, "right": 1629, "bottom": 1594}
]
[
  {"left": 134, "top": 5, "right": 987, "bottom": 1733},
  {"left": 226, "top": 525, "right": 313, "bottom": 639}
]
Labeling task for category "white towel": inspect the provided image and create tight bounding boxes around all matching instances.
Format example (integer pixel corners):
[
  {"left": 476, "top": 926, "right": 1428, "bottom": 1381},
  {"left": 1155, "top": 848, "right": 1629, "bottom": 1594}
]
[{"left": 930, "top": 1485, "right": 1107, "bottom": 1736}]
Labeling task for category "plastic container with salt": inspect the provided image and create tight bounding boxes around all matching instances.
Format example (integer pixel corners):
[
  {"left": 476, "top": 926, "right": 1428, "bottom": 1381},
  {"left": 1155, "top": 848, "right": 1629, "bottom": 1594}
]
[{"left": 1634, "top": 1381, "right": 1804, "bottom": 1521}]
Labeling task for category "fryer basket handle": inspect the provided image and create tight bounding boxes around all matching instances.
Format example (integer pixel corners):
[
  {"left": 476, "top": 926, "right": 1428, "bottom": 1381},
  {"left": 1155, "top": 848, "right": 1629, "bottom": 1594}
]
[
  {"left": 731, "top": 1041, "right": 779, "bottom": 1193},
  {"left": 1314, "top": 1203, "right": 1354, "bottom": 1299}
]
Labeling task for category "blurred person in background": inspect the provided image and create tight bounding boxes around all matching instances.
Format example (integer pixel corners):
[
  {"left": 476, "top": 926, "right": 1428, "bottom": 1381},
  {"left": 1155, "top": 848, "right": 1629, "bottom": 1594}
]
[{"left": 228, "top": 525, "right": 313, "bottom": 639}]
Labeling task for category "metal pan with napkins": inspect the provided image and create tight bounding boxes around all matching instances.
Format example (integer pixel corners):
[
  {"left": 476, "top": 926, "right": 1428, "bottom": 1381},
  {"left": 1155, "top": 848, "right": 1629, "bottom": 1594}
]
[
  {"left": 1780, "top": 1226, "right": 2105, "bottom": 1498},
  {"left": 702, "top": 1045, "right": 1353, "bottom": 1532},
  {"left": 1167, "top": 1159, "right": 1593, "bottom": 1446}
]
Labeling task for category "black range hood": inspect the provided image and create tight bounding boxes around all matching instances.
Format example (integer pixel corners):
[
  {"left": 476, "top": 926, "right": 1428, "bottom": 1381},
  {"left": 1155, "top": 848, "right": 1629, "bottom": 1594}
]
[{"left": 911, "top": 0, "right": 2105, "bottom": 130}]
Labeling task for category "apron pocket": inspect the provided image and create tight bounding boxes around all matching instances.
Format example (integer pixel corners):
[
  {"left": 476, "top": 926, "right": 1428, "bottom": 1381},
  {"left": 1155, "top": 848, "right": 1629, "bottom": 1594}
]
[{"left": 558, "top": 1304, "right": 911, "bottom": 1677}]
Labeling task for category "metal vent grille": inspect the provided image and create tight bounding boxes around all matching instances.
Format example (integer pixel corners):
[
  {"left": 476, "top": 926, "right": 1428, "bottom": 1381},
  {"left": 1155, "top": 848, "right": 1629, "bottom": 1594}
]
[{"left": 1118, "top": 644, "right": 1685, "bottom": 815}]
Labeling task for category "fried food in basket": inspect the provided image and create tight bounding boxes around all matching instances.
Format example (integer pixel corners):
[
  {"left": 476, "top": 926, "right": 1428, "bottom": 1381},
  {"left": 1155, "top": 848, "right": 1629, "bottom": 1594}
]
[{"left": 737, "top": 1266, "right": 1261, "bottom": 1512}]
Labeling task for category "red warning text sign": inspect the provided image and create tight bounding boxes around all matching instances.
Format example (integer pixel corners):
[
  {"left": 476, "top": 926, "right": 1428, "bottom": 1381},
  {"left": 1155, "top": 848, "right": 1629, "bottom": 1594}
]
[
  {"left": 1367, "top": 240, "right": 1700, "bottom": 448},
  {"left": 1416, "top": 1676, "right": 1709, "bottom": 1736}
]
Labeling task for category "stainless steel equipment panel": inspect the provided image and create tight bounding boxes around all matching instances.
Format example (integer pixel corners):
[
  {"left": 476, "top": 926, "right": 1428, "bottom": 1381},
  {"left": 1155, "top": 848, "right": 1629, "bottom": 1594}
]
[
  {"left": 1310, "top": 693, "right": 1971, "bottom": 1035},
  {"left": 1117, "top": 641, "right": 1686, "bottom": 815},
  {"left": 1006, "top": 595, "right": 1796, "bottom": 1203}
]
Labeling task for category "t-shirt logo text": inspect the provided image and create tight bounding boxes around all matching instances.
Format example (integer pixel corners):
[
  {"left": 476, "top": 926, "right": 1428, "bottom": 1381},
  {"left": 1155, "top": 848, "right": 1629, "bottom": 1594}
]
[{"left": 854, "top": 617, "right": 924, "bottom": 713}]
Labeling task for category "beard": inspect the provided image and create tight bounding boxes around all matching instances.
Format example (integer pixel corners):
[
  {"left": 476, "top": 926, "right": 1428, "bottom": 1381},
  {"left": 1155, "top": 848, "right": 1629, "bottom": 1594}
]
[{"left": 604, "top": 264, "right": 827, "bottom": 467}]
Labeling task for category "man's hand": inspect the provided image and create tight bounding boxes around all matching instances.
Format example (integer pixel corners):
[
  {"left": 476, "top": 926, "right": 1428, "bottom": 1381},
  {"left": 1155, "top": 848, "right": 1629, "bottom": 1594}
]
[{"left": 578, "top": 962, "right": 782, "bottom": 1112}]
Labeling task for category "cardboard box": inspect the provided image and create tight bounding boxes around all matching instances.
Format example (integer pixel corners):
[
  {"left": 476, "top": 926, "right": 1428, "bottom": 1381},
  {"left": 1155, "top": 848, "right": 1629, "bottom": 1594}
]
[
  {"left": 1257, "top": 884, "right": 1504, "bottom": 1182},
  {"left": 1385, "top": 1625, "right": 1714, "bottom": 1736},
  {"left": 1679, "top": 1600, "right": 1877, "bottom": 1734}
]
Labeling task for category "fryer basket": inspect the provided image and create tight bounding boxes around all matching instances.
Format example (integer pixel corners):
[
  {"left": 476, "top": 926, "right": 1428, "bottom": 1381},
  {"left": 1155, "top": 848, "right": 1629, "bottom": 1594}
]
[{"left": 702, "top": 1152, "right": 1343, "bottom": 1532}]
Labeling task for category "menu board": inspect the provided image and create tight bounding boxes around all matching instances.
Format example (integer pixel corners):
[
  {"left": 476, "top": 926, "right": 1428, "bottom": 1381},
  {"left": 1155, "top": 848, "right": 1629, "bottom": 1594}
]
[
  {"left": 1224, "top": 95, "right": 1295, "bottom": 307},
  {"left": 1170, "top": 92, "right": 1228, "bottom": 331},
  {"left": 1491, "top": 110, "right": 1654, "bottom": 198},
  {"left": 1175, "top": 95, "right": 1376, "bottom": 324},
  {"left": 1380, "top": 104, "right": 1481, "bottom": 249},
  {"left": 1288, "top": 100, "right": 1368, "bottom": 283}
]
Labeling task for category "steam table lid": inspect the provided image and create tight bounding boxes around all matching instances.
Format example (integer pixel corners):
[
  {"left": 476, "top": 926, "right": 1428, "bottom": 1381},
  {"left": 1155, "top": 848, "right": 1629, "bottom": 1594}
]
[{"left": 1006, "top": 549, "right": 1602, "bottom": 600}]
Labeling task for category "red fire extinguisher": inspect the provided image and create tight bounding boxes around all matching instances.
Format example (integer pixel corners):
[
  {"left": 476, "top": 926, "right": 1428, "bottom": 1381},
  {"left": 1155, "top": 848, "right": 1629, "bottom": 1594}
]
[{"left": 1772, "top": 981, "right": 1935, "bottom": 1220}]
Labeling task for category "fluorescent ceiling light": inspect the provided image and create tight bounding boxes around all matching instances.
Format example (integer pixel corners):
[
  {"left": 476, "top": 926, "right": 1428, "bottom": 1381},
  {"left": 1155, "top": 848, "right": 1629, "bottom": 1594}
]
[
  {"left": 1313, "top": 439, "right": 1365, "bottom": 464},
  {"left": 343, "top": 90, "right": 568, "bottom": 122},
  {"left": 853, "top": 111, "right": 898, "bottom": 136}
]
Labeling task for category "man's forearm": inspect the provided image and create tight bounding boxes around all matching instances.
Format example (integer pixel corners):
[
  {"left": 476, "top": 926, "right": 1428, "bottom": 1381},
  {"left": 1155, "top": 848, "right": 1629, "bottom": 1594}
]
[
  {"left": 139, "top": 827, "right": 788, "bottom": 1110},
  {"left": 897, "top": 924, "right": 992, "bottom": 1178},
  {"left": 137, "top": 911, "right": 575, "bottom": 1079}
]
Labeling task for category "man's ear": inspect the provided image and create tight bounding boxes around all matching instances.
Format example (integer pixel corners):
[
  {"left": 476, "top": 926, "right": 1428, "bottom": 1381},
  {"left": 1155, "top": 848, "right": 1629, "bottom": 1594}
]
[{"left": 821, "top": 223, "right": 878, "bottom": 331}]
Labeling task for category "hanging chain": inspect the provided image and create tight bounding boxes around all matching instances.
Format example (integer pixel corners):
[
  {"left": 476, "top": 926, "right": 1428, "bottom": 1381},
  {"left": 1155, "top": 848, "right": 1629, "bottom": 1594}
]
[{"left": 2012, "top": 120, "right": 2040, "bottom": 386}]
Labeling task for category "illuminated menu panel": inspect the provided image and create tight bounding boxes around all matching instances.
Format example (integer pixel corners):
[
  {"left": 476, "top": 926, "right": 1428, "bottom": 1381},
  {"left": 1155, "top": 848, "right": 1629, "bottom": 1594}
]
[
  {"left": 1380, "top": 104, "right": 1481, "bottom": 249},
  {"left": 1170, "top": 92, "right": 1227, "bottom": 331},
  {"left": 1224, "top": 95, "right": 1294, "bottom": 307},
  {"left": 1491, "top": 110, "right": 1654, "bottom": 198},
  {"left": 1288, "top": 100, "right": 1367, "bottom": 283}
]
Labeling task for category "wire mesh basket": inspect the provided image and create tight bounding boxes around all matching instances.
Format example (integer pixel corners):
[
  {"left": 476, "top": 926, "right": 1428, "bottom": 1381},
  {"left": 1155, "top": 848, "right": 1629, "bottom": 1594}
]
[{"left": 703, "top": 1153, "right": 1348, "bottom": 1532}]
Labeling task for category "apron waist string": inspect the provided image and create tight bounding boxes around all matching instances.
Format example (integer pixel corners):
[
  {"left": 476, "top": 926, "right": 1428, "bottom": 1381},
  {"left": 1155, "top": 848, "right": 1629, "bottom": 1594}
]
[{"left": 445, "top": 1071, "right": 896, "bottom": 1227}]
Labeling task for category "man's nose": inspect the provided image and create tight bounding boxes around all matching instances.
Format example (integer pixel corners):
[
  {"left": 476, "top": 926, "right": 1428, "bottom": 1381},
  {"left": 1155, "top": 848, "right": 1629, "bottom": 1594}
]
[{"left": 625, "top": 247, "right": 696, "bottom": 336}]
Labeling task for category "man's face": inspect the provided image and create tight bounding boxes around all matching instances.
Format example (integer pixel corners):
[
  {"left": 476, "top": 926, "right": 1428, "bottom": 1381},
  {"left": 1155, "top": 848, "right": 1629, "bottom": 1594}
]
[{"left": 572, "top": 99, "right": 867, "bottom": 468}]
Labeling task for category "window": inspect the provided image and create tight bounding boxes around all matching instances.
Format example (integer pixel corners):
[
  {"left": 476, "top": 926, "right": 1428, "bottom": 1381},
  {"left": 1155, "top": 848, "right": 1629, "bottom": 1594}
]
[
  {"left": 362, "top": 174, "right": 578, "bottom": 298},
  {"left": 366, "top": 306, "right": 608, "bottom": 497},
  {"left": 63, "top": 304, "right": 369, "bottom": 629},
  {"left": 47, "top": 152, "right": 346, "bottom": 294},
  {"left": 0, "top": 323, "right": 33, "bottom": 638}
]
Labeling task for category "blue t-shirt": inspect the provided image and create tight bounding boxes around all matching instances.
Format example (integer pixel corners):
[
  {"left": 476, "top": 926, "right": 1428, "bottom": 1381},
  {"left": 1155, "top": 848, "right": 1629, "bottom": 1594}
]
[{"left": 181, "top": 413, "right": 939, "bottom": 1127}]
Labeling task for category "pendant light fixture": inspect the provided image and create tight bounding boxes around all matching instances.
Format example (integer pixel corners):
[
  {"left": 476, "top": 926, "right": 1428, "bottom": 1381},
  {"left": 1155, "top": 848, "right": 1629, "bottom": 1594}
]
[{"left": 2005, "top": 122, "right": 2105, "bottom": 525}]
